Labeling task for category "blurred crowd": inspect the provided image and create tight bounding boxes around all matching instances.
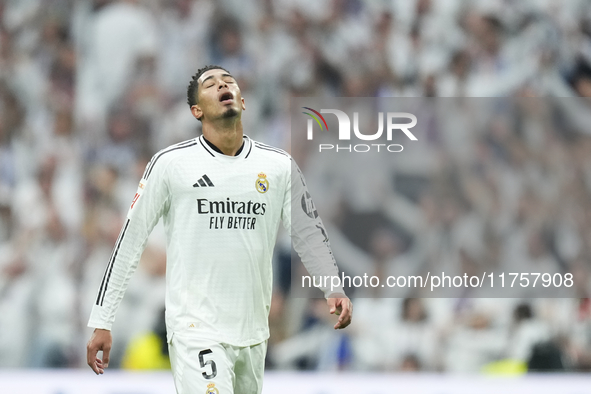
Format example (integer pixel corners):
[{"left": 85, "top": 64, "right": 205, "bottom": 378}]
[
  {"left": 282, "top": 97, "right": 591, "bottom": 373},
  {"left": 1, "top": 0, "right": 591, "bottom": 373}
]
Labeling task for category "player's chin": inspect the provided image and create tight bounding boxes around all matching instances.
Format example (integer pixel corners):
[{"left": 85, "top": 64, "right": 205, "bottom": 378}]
[{"left": 221, "top": 107, "right": 239, "bottom": 119}]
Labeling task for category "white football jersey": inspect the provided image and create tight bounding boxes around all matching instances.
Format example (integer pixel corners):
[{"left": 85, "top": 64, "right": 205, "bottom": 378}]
[{"left": 88, "top": 135, "right": 342, "bottom": 346}]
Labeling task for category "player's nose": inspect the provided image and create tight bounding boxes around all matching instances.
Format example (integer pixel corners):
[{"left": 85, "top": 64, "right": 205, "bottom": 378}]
[{"left": 217, "top": 79, "right": 229, "bottom": 90}]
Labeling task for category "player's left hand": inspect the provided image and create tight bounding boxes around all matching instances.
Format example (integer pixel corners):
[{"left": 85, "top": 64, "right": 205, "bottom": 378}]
[{"left": 327, "top": 294, "right": 352, "bottom": 329}]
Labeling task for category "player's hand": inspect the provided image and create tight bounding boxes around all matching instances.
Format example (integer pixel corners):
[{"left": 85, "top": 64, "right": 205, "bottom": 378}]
[
  {"left": 87, "top": 328, "right": 112, "bottom": 375},
  {"left": 327, "top": 293, "right": 352, "bottom": 329}
]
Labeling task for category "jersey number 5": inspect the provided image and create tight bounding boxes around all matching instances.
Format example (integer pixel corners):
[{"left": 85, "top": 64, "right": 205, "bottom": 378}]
[{"left": 199, "top": 349, "right": 217, "bottom": 379}]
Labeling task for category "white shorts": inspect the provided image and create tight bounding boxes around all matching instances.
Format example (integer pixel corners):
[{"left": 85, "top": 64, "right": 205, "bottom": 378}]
[{"left": 168, "top": 334, "right": 267, "bottom": 394}]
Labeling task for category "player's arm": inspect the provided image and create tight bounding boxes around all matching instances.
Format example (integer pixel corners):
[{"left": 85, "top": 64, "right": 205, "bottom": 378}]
[
  {"left": 281, "top": 159, "right": 352, "bottom": 329},
  {"left": 87, "top": 155, "right": 171, "bottom": 374}
]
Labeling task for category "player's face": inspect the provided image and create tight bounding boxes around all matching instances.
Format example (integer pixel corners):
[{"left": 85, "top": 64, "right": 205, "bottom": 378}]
[{"left": 191, "top": 69, "right": 246, "bottom": 122}]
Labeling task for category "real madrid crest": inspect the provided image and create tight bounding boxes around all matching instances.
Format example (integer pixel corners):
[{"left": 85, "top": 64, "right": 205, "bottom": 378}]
[
  {"left": 256, "top": 172, "right": 269, "bottom": 193},
  {"left": 206, "top": 382, "right": 219, "bottom": 394}
]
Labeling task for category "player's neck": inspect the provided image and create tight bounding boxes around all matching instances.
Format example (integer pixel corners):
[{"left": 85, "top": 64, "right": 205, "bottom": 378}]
[{"left": 201, "top": 120, "right": 244, "bottom": 156}]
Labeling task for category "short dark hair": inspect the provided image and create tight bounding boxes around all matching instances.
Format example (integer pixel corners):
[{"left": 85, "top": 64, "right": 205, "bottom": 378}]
[{"left": 187, "top": 65, "right": 230, "bottom": 107}]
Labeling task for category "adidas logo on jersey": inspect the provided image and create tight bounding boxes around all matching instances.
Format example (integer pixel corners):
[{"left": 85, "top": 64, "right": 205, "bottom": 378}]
[{"left": 193, "top": 174, "right": 214, "bottom": 187}]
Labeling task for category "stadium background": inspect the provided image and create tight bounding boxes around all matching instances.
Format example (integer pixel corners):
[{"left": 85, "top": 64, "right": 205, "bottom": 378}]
[{"left": 1, "top": 0, "right": 591, "bottom": 391}]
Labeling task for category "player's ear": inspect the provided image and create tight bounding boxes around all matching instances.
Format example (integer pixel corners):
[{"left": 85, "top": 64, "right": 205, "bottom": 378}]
[
  {"left": 191, "top": 104, "right": 203, "bottom": 120},
  {"left": 241, "top": 97, "right": 246, "bottom": 111}
]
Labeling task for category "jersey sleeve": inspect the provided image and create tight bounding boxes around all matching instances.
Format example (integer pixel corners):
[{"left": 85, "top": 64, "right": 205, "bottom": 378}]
[
  {"left": 88, "top": 156, "right": 171, "bottom": 330},
  {"left": 281, "top": 158, "right": 345, "bottom": 297}
]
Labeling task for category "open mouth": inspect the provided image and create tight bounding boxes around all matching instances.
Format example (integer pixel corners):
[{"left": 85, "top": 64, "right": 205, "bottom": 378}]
[{"left": 219, "top": 92, "right": 234, "bottom": 104}]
